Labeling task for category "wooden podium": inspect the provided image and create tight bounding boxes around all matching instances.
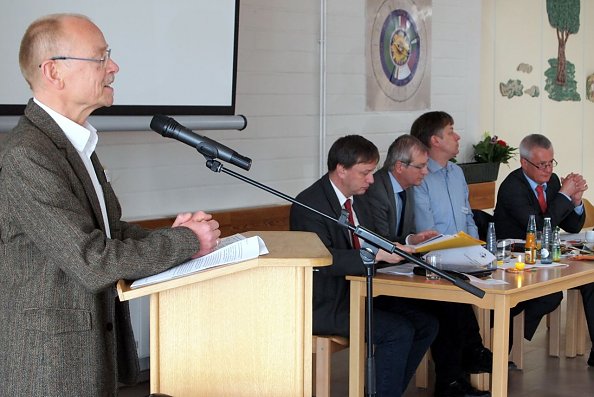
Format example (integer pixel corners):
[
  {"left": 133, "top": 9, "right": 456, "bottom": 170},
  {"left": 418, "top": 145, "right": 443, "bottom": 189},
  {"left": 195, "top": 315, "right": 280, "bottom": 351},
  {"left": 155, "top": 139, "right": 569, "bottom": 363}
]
[{"left": 117, "top": 231, "right": 331, "bottom": 397}]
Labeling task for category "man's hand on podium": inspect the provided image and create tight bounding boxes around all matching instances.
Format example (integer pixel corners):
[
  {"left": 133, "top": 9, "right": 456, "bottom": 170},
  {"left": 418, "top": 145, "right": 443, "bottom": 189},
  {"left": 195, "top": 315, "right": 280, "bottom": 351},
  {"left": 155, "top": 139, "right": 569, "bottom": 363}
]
[{"left": 173, "top": 211, "right": 221, "bottom": 258}]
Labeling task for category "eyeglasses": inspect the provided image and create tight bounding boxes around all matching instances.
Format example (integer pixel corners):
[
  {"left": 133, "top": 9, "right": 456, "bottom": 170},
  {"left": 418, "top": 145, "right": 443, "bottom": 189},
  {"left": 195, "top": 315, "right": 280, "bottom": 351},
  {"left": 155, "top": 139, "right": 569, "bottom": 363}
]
[
  {"left": 523, "top": 158, "right": 558, "bottom": 170},
  {"left": 402, "top": 161, "right": 428, "bottom": 170},
  {"left": 39, "top": 49, "right": 111, "bottom": 68}
]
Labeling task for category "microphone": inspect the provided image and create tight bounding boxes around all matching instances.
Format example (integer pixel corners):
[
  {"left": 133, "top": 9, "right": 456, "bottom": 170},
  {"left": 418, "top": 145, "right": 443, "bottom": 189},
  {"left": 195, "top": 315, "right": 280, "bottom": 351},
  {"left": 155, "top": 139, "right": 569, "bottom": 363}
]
[{"left": 150, "top": 115, "right": 252, "bottom": 171}]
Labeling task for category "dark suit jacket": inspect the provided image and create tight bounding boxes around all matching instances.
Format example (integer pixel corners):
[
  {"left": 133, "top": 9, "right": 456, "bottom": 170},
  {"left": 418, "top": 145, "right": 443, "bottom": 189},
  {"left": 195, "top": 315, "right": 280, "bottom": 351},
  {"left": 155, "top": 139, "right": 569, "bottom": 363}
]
[
  {"left": 494, "top": 168, "right": 585, "bottom": 239},
  {"left": 365, "top": 168, "right": 415, "bottom": 243},
  {"left": 290, "top": 174, "right": 375, "bottom": 337},
  {"left": 0, "top": 100, "right": 199, "bottom": 396}
]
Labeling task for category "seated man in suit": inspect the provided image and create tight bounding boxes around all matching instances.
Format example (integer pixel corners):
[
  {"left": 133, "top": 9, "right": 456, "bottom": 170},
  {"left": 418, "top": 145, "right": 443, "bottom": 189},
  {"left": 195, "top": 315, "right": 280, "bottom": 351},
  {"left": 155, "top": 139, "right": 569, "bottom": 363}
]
[
  {"left": 366, "top": 134, "right": 491, "bottom": 397},
  {"left": 290, "top": 135, "right": 438, "bottom": 397},
  {"left": 494, "top": 133, "right": 594, "bottom": 365}
]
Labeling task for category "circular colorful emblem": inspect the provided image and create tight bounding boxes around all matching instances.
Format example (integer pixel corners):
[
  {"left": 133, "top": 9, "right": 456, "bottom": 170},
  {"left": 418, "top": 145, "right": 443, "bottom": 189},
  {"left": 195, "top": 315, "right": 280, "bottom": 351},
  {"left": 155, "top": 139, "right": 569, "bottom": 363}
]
[
  {"left": 370, "top": 0, "right": 428, "bottom": 102},
  {"left": 380, "top": 9, "right": 420, "bottom": 86}
]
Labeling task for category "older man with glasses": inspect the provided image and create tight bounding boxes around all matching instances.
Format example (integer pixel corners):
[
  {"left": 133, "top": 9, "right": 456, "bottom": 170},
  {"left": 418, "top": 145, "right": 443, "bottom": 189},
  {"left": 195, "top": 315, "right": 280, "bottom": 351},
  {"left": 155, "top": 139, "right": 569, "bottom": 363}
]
[
  {"left": 365, "top": 134, "right": 438, "bottom": 245},
  {"left": 366, "top": 133, "right": 494, "bottom": 397},
  {"left": 494, "top": 133, "right": 594, "bottom": 364},
  {"left": 0, "top": 13, "right": 221, "bottom": 396}
]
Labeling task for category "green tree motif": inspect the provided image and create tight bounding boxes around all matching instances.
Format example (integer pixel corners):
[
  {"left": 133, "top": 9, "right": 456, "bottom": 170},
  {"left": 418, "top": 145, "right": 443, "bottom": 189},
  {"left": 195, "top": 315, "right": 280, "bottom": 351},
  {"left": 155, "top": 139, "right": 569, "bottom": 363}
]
[{"left": 546, "top": 0, "right": 580, "bottom": 85}]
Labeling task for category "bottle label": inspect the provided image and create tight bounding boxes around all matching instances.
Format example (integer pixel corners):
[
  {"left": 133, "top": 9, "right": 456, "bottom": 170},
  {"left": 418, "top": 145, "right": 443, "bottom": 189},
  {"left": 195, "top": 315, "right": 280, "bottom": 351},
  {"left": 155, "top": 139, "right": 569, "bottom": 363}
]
[{"left": 526, "top": 248, "right": 537, "bottom": 264}]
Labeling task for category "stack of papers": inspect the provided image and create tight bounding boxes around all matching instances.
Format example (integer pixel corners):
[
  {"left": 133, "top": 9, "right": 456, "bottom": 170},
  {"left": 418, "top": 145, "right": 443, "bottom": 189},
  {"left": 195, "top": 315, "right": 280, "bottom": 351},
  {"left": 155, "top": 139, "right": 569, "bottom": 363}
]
[
  {"left": 378, "top": 263, "right": 416, "bottom": 276},
  {"left": 423, "top": 245, "right": 495, "bottom": 267},
  {"left": 130, "top": 234, "right": 269, "bottom": 289},
  {"left": 500, "top": 261, "right": 568, "bottom": 270}
]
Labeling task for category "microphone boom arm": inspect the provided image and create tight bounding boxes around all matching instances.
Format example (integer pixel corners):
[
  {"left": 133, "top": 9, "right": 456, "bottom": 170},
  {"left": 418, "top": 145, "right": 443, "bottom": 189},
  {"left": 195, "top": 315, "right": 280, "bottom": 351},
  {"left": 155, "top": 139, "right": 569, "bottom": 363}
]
[{"left": 205, "top": 159, "right": 485, "bottom": 299}]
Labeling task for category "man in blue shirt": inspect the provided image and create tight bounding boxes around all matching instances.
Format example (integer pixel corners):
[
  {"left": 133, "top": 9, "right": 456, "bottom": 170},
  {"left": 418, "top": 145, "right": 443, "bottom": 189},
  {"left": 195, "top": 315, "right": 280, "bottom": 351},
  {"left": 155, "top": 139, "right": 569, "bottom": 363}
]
[
  {"left": 410, "top": 112, "right": 479, "bottom": 238},
  {"left": 494, "top": 134, "right": 593, "bottom": 364}
]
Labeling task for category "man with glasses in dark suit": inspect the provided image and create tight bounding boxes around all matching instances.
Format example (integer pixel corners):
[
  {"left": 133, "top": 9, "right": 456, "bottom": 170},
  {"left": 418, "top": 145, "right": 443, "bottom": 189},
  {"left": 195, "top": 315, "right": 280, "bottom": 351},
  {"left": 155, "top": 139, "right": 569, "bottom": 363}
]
[
  {"left": 494, "top": 133, "right": 593, "bottom": 364},
  {"left": 366, "top": 134, "right": 492, "bottom": 397}
]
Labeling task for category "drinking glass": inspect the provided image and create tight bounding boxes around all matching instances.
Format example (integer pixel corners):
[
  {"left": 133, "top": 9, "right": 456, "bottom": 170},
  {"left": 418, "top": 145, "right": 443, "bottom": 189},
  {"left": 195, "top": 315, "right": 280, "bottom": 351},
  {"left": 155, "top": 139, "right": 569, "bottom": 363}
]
[
  {"left": 585, "top": 230, "right": 594, "bottom": 250},
  {"left": 497, "top": 239, "right": 512, "bottom": 264},
  {"left": 425, "top": 253, "right": 442, "bottom": 280}
]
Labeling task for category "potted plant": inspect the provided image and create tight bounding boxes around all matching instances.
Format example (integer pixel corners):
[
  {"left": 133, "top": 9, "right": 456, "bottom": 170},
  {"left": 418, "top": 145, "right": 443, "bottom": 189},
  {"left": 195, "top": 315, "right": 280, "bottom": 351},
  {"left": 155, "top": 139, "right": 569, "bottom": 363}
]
[{"left": 458, "top": 132, "right": 517, "bottom": 184}]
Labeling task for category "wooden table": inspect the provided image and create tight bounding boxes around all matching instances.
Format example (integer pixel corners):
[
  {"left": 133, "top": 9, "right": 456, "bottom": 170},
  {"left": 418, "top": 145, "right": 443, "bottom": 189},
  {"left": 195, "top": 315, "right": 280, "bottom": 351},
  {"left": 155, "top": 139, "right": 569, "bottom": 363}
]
[{"left": 347, "top": 260, "right": 594, "bottom": 397}]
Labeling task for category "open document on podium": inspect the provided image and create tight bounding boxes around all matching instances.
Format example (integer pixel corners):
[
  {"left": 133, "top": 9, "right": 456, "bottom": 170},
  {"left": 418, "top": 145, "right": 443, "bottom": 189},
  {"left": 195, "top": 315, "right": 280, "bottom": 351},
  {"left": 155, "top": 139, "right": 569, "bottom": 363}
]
[{"left": 130, "top": 234, "right": 269, "bottom": 289}]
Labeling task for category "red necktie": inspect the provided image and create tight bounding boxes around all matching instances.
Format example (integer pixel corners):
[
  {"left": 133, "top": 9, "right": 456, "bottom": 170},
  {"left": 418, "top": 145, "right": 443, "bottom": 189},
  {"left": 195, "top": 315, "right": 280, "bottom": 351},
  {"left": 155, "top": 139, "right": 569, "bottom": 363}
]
[
  {"left": 344, "top": 198, "right": 361, "bottom": 249},
  {"left": 536, "top": 185, "right": 547, "bottom": 213}
]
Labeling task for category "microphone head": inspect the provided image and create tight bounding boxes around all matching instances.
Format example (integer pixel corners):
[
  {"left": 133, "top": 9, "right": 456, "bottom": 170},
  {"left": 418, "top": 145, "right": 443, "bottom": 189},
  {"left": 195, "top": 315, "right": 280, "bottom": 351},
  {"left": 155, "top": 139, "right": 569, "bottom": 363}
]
[{"left": 150, "top": 114, "right": 174, "bottom": 136}]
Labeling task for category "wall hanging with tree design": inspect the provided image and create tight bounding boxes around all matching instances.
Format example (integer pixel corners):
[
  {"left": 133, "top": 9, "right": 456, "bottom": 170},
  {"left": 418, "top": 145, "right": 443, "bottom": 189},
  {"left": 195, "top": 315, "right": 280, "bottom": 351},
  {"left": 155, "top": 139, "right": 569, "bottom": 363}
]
[{"left": 544, "top": 0, "right": 581, "bottom": 101}]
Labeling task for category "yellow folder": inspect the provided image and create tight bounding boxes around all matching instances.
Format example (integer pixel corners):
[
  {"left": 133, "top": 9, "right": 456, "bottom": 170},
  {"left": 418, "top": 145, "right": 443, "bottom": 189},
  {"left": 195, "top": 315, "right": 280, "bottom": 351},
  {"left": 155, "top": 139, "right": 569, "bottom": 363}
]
[{"left": 413, "top": 231, "right": 485, "bottom": 253}]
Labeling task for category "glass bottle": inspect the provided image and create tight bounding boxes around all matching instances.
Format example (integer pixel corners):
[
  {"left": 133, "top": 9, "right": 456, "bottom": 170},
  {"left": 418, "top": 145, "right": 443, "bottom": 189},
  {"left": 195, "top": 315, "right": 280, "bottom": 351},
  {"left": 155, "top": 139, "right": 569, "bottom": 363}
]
[
  {"left": 485, "top": 222, "right": 497, "bottom": 269},
  {"left": 541, "top": 217, "right": 553, "bottom": 264},
  {"left": 552, "top": 226, "right": 562, "bottom": 262},
  {"left": 525, "top": 215, "right": 537, "bottom": 264}
]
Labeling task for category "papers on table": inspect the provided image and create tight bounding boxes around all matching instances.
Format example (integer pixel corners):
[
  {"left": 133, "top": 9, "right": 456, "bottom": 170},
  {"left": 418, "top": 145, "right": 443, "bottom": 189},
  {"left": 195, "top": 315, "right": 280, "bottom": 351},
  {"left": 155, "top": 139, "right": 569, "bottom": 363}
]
[
  {"left": 412, "top": 231, "right": 484, "bottom": 253},
  {"left": 499, "top": 260, "right": 568, "bottom": 270},
  {"left": 560, "top": 232, "right": 585, "bottom": 242},
  {"left": 378, "top": 263, "right": 416, "bottom": 276},
  {"left": 130, "top": 234, "right": 269, "bottom": 289},
  {"left": 422, "top": 245, "right": 495, "bottom": 267},
  {"left": 464, "top": 273, "right": 508, "bottom": 285},
  {"left": 378, "top": 262, "right": 508, "bottom": 285}
]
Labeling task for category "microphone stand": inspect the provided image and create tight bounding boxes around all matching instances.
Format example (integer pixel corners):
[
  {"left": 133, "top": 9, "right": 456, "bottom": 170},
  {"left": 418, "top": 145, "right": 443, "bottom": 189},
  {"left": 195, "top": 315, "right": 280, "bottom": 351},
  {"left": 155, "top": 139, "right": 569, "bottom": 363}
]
[{"left": 204, "top": 158, "right": 485, "bottom": 397}]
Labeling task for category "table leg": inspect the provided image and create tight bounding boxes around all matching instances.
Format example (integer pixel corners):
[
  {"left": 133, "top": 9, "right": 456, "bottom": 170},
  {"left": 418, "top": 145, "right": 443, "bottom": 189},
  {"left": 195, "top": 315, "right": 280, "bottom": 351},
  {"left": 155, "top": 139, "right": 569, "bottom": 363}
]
[
  {"left": 471, "top": 308, "right": 491, "bottom": 390},
  {"left": 491, "top": 296, "right": 511, "bottom": 397},
  {"left": 349, "top": 281, "right": 366, "bottom": 397}
]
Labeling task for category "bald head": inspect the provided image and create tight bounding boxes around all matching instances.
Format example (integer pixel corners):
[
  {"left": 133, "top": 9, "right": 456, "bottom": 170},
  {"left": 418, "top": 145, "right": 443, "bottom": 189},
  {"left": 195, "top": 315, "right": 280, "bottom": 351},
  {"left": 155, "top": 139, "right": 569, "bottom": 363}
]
[
  {"left": 19, "top": 13, "right": 92, "bottom": 90},
  {"left": 18, "top": 14, "right": 118, "bottom": 124}
]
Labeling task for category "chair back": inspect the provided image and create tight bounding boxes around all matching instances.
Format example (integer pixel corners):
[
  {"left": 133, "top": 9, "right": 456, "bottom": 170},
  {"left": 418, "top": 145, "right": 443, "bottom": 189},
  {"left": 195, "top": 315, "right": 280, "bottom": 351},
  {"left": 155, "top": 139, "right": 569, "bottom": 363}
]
[
  {"left": 472, "top": 209, "right": 494, "bottom": 241},
  {"left": 583, "top": 198, "right": 594, "bottom": 229}
]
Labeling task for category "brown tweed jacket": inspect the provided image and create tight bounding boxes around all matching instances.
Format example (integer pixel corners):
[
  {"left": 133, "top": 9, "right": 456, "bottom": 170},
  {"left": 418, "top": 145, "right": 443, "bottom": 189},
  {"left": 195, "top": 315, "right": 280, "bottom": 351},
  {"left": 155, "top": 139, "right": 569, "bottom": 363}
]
[{"left": 0, "top": 100, "right": 199, "bottom": 396}]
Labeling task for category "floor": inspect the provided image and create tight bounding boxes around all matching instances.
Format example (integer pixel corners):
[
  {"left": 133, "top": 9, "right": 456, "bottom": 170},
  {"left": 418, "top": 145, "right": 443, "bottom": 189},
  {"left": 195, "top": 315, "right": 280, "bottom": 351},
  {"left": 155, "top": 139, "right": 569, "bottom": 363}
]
[{"left": 119, "top": 309, "right": 594, "bottom": 397}]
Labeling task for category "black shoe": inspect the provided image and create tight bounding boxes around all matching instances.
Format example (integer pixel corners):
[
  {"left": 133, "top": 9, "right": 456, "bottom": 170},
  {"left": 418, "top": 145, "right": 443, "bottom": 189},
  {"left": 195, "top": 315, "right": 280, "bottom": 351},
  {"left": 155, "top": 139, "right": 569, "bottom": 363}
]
[
  {"left": 462, "top": 346, "right": 493, "bottom": 374},
  {"left": 588, "top": 349, "right": 594, "bottom": 367},
  {"left": 508, "top": 361, "right": 518, "bottom": 370},
  {"left": 434, "top": 378, "right": 491, "bottom": 397}
]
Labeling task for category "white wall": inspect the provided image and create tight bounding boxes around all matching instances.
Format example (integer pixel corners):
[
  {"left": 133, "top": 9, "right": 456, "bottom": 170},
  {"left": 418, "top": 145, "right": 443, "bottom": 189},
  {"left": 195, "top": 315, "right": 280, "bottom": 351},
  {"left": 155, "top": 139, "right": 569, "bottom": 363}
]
[
  {"left": 94, "top": 0, "right": 483, "bottom": 221},
  {"left": 0, "top": 0, "right": 484, "bottom": 365},
  {"left": 480, "top": 0, "right": 594, "bottom": 201},
  {"left": 324, "top": 0, "right": 482, "bottom": 164}
]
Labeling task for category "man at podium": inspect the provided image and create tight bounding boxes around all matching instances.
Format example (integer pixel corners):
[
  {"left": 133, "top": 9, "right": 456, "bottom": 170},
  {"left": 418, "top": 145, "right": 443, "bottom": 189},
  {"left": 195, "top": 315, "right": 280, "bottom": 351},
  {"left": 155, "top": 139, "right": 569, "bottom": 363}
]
[
  {"left": 290, "top": 135, "right": 438, "bottom": 397},
  {"left": 0, "top": 14, "right": 220, "bottom": 397}
]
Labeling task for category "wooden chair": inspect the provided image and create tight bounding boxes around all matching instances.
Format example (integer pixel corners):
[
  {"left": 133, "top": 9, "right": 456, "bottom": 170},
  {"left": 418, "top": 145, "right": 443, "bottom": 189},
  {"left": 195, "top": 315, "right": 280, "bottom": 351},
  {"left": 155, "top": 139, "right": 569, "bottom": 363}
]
[
  {"left": 415, "top": 351, "right": 431, "bottom": 389},
  {"left": 414, "top": 307, "right": 561, "bottom": 382},
  {"left": 510, "top": 305, "right": 561, "bottom": 369},
  {"left": 582, "top": 198, "right": 594, "bottom": 228},
  {"left": 415, "top": 307, "right": 491, "bottom": 391},
  {"left": 565, "top": 289, "right": 588, "bottom": 357},
  {"left": 564, "top": 198, "right": 593, "bottom": 357},
  {"left": 312, "top": 335, "right": 349, "bottom": 397}
]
